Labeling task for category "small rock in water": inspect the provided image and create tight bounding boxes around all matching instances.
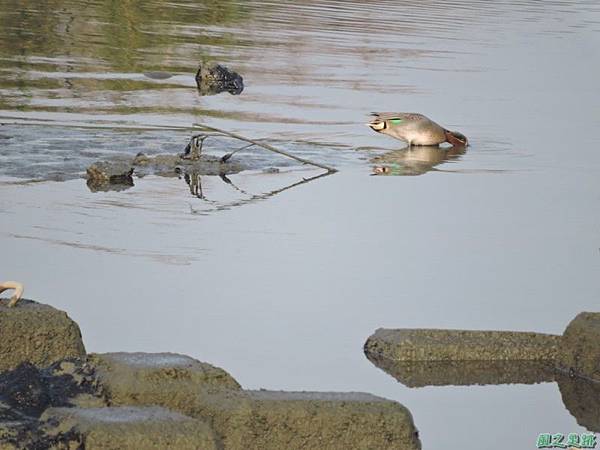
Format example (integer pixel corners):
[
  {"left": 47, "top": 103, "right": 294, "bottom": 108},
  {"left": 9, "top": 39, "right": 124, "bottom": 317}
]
[
  {"left": 86, "top": 161, "right": 134, "bottom": 183},
  {"left": 195, "top": 63, "right": 244, "bottom": 96},
  {"left": 86, "top": 161, "right": 135, "bottom": 193}
]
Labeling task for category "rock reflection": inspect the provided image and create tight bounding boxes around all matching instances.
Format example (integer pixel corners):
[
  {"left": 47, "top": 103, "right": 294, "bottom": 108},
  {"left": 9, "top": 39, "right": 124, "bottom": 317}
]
[
  {"left": 371, "top": 146, "right": 466, "bottom": 176},
  {"left": 86, "top": 177, "right": 134, "bottom": 193},
  {"left": 367, "top": 353, "right": 600, "bottom": 433},
  {"left": 556, "top": 374, "right": 600, "bottom": 433},
  {"left": 85, "top": 166, "right": 334, "bottom": 215},
  {"left": 366, "top": 354, "right": 555, "bottom": 388}
]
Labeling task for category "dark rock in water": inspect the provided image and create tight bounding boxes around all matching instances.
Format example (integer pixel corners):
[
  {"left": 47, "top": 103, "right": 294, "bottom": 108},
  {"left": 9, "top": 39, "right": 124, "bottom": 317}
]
[
  {"left": 195, "top": 63, "right": 244, "bottom": 96},
  {"left": 86, "top": 161, "right": 135, "bottom": 193},
  {"left": 86, "top": 161, "right": 134, "bottom": 183}
]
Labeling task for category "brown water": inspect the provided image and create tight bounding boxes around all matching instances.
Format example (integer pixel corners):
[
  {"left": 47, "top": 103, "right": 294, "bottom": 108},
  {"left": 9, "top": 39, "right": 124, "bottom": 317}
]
[{"left": 2, "top": 1, "right": 600, "bottom": 448}]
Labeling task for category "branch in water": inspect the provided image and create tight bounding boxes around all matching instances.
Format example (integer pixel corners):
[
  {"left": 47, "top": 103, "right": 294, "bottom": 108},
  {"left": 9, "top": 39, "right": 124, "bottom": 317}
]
[{"left": 192, "top": 124, "right": 338, "bottom": 173}]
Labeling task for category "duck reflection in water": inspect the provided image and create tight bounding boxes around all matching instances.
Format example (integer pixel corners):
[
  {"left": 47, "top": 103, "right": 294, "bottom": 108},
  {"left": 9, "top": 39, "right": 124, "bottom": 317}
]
[{"left": 371, "top": 145, "right": 467, "bottom": 176}]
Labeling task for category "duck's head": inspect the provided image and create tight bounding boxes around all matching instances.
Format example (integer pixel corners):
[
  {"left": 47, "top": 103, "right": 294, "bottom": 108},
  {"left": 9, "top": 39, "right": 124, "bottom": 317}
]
[
  {"left": 444, "top": 129, "right": 469, "bottom": 147},
  {"left": 367, "top": 115, "right": 411, "bottom": 140}
]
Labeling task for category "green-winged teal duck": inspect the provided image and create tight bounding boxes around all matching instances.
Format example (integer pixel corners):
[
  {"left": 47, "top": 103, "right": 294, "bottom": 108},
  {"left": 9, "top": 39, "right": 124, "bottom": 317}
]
[{"left": 367, "top": 112, "right": 468, "bottom": 147}]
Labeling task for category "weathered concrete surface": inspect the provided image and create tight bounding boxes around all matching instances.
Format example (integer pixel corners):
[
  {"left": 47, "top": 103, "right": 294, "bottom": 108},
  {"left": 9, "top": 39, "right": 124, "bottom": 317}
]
[
  {"left": 41, "top": 406, "right": 218, "bottom": 449},
  {"left": 89, "top": 352, "right": 241, "bottom": 411},
  {"left": 366, "top": 355, "right": 555, "bottom": 388},
  {"left": 245, "top": 390, "right": 420, "bottom": 450},
  {"left": 90, "top": 353, "right": 419, "bottom": 449},
  {"left": 194, "top": 390, "right": 421, "bottom": 450},
  {"left": 0, "top": 299, "right": 86, "bottom": 371},
  {"left": 365, "top": 328, "right": 560, "bottom": 362},
  {"left": 556, "top": 312, "right": 600, "bottom": 381}
]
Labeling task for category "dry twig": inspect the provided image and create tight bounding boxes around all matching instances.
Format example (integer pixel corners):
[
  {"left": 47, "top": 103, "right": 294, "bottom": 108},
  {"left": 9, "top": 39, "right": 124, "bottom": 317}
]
[
  {"left": 0, "top": 281, "right": 24, "bottom": 307},
  {"left": 193, "top": 124, "right": 338, "bottom": 173}
]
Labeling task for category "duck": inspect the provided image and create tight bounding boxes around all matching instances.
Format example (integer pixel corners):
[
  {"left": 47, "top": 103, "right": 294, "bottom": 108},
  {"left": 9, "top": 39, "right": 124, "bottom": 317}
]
[{"left": 367, "top": 112, "right": 468, "bottom": 147}]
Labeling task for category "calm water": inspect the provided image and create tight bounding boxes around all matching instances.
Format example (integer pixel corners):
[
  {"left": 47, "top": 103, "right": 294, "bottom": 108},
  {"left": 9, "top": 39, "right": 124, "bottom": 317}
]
[{"left": 2, "top": 1, "right": 600, "bottom": 448}]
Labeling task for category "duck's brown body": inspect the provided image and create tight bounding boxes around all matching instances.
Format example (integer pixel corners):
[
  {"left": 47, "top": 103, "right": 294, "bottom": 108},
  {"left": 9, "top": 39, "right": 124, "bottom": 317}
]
[{"left": 368, "top": 112, "right": 468, "bottom": 147}]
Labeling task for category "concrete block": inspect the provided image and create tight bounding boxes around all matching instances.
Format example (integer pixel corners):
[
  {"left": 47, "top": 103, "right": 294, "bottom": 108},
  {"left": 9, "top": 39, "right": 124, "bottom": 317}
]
[
  {"left": 0, "top": 299, "right": 85, "bottom": 372},
  {"left": 42, "top": 406, "right": 218, "bottom": 449},
  {"left": 556, "top": 312, "right": 600, "bottom": 381},
  {"left": 365, "top": 328, "right": 560, "bottom": 362}
]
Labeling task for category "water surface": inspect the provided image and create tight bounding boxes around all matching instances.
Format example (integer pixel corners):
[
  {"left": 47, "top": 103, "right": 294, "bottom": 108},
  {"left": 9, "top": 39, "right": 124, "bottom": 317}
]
[{"left": 1, "top": 1, "right": 600, "bottom": 448}]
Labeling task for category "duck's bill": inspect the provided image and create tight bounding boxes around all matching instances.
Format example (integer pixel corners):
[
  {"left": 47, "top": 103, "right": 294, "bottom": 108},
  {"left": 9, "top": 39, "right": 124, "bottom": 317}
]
[{"left": 366, "top": 121, "right": 386, "bottom": 131}]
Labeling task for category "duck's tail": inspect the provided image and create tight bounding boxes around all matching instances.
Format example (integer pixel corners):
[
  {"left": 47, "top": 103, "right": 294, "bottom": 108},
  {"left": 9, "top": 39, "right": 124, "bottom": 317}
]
[{"left": 444, "top": 129, "right": 469, "bottom": 147}]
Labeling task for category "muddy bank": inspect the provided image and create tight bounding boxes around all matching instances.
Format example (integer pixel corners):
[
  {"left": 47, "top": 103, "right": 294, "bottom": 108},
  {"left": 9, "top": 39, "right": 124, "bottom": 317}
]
[{"left": 0, "top": 299, "right": 421, "bottom": 449}]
